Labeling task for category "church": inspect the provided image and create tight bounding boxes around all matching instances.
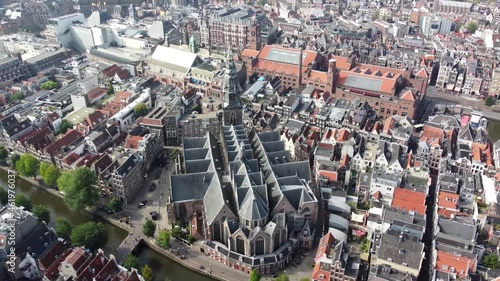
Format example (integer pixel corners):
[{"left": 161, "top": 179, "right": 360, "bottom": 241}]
[{"left": 166, "top": 50, "right": 319, "bottom": 275}]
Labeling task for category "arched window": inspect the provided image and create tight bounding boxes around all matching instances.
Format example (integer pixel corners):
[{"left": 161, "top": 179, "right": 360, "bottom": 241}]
[
  {"left": 303, "top": 207, "right": 310, "bottom": 213},
  {"left": 236, "top": 236, "right": 245, "bottom": 255},
  {"left": 255, "top": 237, "right": 265, "bottom": 256}
]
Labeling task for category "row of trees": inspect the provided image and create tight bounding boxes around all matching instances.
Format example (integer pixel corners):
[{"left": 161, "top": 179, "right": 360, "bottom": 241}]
[
  {"left": 0, "top": 150, "right": 105, "bottom": 212},
  {"left": 0, "top": 190, "right": 108, "bottom": 253}
]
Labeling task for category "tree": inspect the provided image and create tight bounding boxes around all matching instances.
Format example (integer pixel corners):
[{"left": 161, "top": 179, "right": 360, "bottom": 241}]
[
  {"left": 171, "top": 225, "right": 183, "bottom": 239},
  {"left": 59, "top": 120, "right": 73, "bottom": 135},
  {"left": 143, "top": 219, "right": 156, "bottom": 237},
  {"left": 0, "top": 189, "right": 7, "bottom": 205},
  {"left": 41, "top": 80, "right": 58, "bottom": 90},
  {"left": 466, "top": 21, "right": 478, "bottom": 33},
  {"left": 141, "top": 265, "right": 154, "bottom": 281},
  {"left": 134, "top": 103, "right": 149, "bottom": 117},
  {"left": 360, "top": 239, "right": 370, "bottom": 253},
  {"left": 188, "top": 234, "right": 195, "bottom": 244},
  {"left": 156, "top": 230, "right": 171, "bottom": 249},
  {"left": 274, "top": 274, "right": 290, "bottom": 281},
  {"left": 123, "top": 254, "right": 139, "bottom": 270},
  {"left": 484, "top": 254, "right": 500, "bottom": 269},
  {"left": 32, "top": 205, "right": 51, "bottom": 223},
  {"left": 107, "top": 197, "right": 122, "bottom": 212},
  {"left": 70, "top": 222, "right": 108, "bottom": 252},
  {"left": 249, "top": 269, "right": 261, "bottom": 281},
  {"left": 9, "top": 154, "right": 20, "bottom": 169},
  {"left": 485, "top": 96, "right": 496, "bottom": 107},
  {"left": 55, "top": 218, "right": 72, "bottom": 240},
  {"left": 39, "top": 162, "right": 61, "bottom": 187},
  {"left": 0, "top": 146, "right": 8, "bottom": 164},
  {"left": 107, "top": 81, "right": 115, "bottom": 95},
  {"left": 16, "top": 153, "right": 39, "bottom": 179},
  {"left": 57, "top": 167, "right": 99, "bottom": 211},
  {"left": 14, "top": 194, "right": 32, "bottom": 211},
  {"left": 9, "top": 92, "right": 23, "bottom": 103}
]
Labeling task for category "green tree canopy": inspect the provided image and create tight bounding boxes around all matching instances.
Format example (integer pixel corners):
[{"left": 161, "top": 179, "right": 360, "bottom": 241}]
[
  {"left": 9, "top": 92, "right": 24, "bottom": 103},
  {"left": 143, "top": 219, "right": 156, "bottom": 237},
  {"left": 249, "top": 269, "right": 261, "bottom": 281},
  {"left": 9, "top": 154, "right": 20, "bottom": 169},
  {"left": 484, "top": 254, "right": 500, "bottom": 269},
  {"left": 70, "top": 222, "right": 108, "bottom": 252},
  {"left": 107, "top": 197, "right": 123, "bottom": 212},
  {"left": 0, "top": 146, "right": 8, "bottom": 164},
  {"left": 134, "top": 103, "right": 149, "bottom": 117},
  {"left": 107, "top": 81, "right": 115, "bottom": 95},
  {"left": 123, "top": 254, "right": 139, "bottom": 270},
  {"left": 39, "top": 162, "right": 61, "bottom": 187},
  {"left": 57, "top": 167, "right": 99, "bottom": 211},
  {"left": 41, "top": 80, "right": 58, "bottom": 90},
  {"left": 0, "top": 189, "right": 8, "bottom": 205},
  {"left": 466, "top": 21, "right": 478, "bottom": 33},
  {"left": 14, "top": 194, "right": 32, "bottom": 211},
  {"left": 55, "top": 218, "right": 72, "bottom": 240},
  {"left": 141, "top": 265, "right": 154, "bottom": 281},
  {"left": 485, "top": 96, "right": 495, "bottom": 107},
  {"left": 171, "top": 225, "right": 183, "bottom": 239},
  {"left": 16, "top": 153, "right": 39, "bottom": 179},
  {"left": 32, "top": 205, "right": 51, "bottom": 223},
  {"left": 59, "top": 120, "right": 73, "bottom": 135},
  {"left": 274, "top": 274, "right": 290, "bottom": 281},
  {"left": 156, "top": 230, "right": 171, "bottom": 249}
]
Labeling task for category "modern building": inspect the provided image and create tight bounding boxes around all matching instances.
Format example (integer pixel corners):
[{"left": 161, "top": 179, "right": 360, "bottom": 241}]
[{"left": 45, "top": 13, "right": 85, "bottom": 47}]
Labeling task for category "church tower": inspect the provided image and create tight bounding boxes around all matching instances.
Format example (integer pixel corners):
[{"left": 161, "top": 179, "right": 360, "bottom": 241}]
[{"left": 222, "top": 48, "right": 243, "bottom": 126}]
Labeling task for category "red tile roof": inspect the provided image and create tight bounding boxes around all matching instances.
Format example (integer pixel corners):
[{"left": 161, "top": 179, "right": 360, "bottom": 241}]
[
  {"left": 88, "top": 88, "right": 107, "bottom": 102},
  {"left": 38, "top": 240, "right": 69, "bottom": 271},
  {"left": 63, "top": 248, "right": 91, "bottom": 273},
  {"left": 438, "top": 191, "right": 459, "bottom": 210},
  {"left": 240, "top": 49, "right": 260, "bottom": 58},
  {"left": 44, "top": 129, "right": 83, "bottom": 156},
  {"left": 44, "top": 249, "right": 72, "bottom": 281},
  {"left": 47, "top": 112, "right": 60, "bottom": 122},
  {"left": 311, "top": 262, "right": 331, "bottom": 281},
  {"left": 77, "top": 252, "right": 108, "bottom": 281},
  {"left": 436, "top": 250, "right": 476, "bottom": 278},
  {"left": 416, "top": 68, "right": 428, "bottom": 79},
  {"left": 319, "top": 170, "right": 337, "bottom": 182},
  {"left": 392, "top": 188, "right": 426, "bottom": 215},
  {"left": 400, "top": 90, "right": 416, "bottom": 102},
  {"left": 330, "top": 55, "right": 353, "bottom": 71}
]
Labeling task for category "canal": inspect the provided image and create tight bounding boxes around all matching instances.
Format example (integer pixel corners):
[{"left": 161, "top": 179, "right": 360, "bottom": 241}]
[
  {"left": 0, "top": 169, "right": 214, "bottom": 281},
  {"left": 488, "top": 119, "right": 500, "bottom": 142}
]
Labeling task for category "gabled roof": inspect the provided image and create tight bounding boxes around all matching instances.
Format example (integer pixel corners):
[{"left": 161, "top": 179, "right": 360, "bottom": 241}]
[
  {"left": 436, "top": 250, "right": 476, "bottom": 278},
  {"left": 239, "top": 186, "right": 269, "bottom": 221},
  {"left": 416, "top": 68, "right": 428, "bottom": 79},
  {"left": 400, "top": 90, "right": 416, "bottom": 102}
]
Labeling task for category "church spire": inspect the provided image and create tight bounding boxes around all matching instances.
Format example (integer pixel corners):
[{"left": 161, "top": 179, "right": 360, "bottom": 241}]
[{"left": 222, "top": 46, "right": 242, "bottom": 126}]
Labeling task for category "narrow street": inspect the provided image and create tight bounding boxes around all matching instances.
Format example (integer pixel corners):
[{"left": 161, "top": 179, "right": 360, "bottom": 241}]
[{"left": 418, "top": 175, "right": 438, "bottom": 281}]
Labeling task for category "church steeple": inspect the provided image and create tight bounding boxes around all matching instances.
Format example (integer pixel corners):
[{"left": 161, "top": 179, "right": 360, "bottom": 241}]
[{"left": 222, "top": 47, "right": 243, "bottom": 126}]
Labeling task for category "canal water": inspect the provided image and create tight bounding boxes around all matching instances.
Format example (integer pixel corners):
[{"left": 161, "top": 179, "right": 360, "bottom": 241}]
[
  {"left": 488, "top": 119, "right": 500, "bottom": 142},
  {"left": 0, "top": 169, "right": 213, "bottom": 281}
]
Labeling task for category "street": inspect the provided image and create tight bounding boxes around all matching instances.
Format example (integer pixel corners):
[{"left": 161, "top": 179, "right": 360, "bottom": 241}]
[{"left": 425, "top": 86, "right": 500, "bottom": 121}]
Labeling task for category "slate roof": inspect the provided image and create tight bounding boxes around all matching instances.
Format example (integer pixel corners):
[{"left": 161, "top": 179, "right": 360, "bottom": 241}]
[
  {"left": 170, "top": 172, "right": 213, "bottom": 202},
  {"left": 376, "top": 229, "right": 424, "bottom": 270}
]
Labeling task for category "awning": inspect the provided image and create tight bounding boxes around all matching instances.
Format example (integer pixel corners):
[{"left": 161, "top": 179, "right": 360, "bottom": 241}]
[
  {"left": 447, "top": 84, "right": 454, "bottom": 90},
  {"left": 454, "top": 87, "right": 461, "bottom": 92}
]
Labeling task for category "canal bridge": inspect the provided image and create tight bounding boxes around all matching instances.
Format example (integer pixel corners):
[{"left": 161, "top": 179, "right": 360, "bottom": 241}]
[{"left": 115, "top": 233, "right": 143, "bottom": 265}]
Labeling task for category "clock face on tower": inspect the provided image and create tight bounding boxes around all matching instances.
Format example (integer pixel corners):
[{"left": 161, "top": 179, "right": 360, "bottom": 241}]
[{"left": 251, "top": 31, "right": 255, "bottom": 36}]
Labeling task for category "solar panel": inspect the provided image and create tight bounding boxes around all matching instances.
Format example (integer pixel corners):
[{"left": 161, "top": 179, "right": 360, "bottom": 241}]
[{"left": 344, "top": 76, "right": 383, "bottom": 92}]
